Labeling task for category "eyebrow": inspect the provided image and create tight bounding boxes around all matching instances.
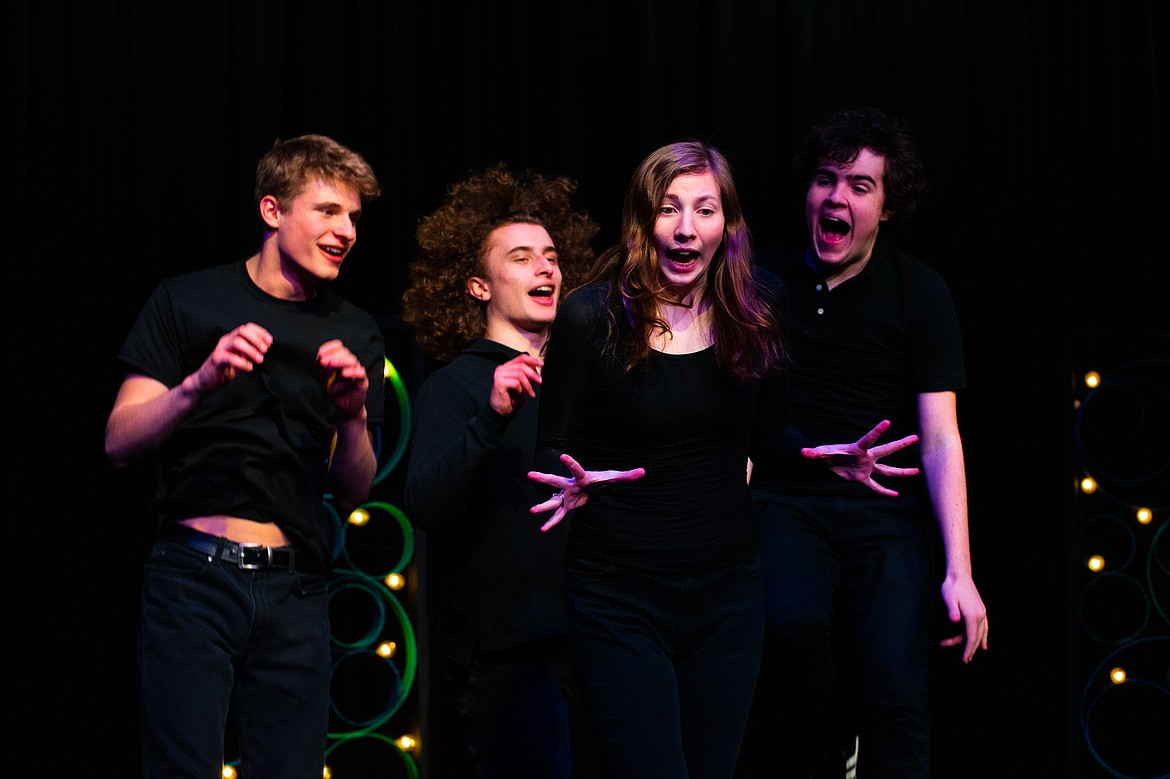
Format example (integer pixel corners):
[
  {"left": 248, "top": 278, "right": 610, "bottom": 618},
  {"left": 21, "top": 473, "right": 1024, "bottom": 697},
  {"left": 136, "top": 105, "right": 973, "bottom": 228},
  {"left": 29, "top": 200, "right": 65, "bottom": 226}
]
[
  {"left": 506, "top": 244, "right": 557, "bottom": 253},
  {"left": 314, "top": 200, "right": 362, "bottom": 219},
  {"left": 814, "top": 167, "right": 877, "bottom": 186}
]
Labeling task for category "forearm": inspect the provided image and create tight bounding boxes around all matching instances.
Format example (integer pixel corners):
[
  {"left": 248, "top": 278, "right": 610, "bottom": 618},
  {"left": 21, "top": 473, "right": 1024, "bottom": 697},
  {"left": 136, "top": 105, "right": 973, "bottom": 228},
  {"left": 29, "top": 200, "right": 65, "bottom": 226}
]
[
  {"left": 922, "top": 439, "right": 974, "bottom": 580},
  {"left": 326, "top": 411, "right": 377, "bottom": 509},
  {"left": 105, "top": 374, "right": 203, "bottom": 467}
]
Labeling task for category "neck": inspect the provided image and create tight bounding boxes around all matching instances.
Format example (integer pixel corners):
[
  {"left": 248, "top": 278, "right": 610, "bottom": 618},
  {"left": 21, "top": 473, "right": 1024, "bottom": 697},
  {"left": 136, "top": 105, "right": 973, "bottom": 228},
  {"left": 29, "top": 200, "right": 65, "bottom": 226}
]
[
  {"left": 650, "top": 295, "right": 714, "bottom": 353},
  {"left": 248, "top": 246, "right": 316, "bottom": 302},
  {"left": 483, "top": 322, "right": 549, "bottom": 357}
]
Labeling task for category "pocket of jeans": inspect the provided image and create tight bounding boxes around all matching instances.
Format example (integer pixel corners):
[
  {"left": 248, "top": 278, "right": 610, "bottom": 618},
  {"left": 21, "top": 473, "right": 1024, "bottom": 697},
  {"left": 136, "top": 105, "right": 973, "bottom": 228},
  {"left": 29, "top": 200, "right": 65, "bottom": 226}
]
[
  {"left": 737, "top": 553, "right": 764, "bottom": 579},
  {"left": 148, "top": 540, "right": 215, "bottom": 576}
]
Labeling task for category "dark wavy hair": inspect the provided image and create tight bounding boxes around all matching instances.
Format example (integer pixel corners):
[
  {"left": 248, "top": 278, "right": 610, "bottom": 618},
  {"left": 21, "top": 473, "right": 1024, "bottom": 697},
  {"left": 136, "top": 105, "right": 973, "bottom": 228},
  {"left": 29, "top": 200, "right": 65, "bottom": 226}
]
[
  {"left": 579, "top": 140, "right": 784, "bottom": 383},
  {"left": 255, "top": 134, "right": 381, "bottom": 212},
  {"left": 794, "top": 107, "right": 928, "bottom": 226},
  {"left": 402, "top": 164, "right": 599, "bottom": 362}
]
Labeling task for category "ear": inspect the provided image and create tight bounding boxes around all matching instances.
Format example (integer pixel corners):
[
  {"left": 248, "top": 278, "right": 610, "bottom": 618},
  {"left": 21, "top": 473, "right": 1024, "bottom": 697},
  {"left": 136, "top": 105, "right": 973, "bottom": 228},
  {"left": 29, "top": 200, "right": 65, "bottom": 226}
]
[
  {"left": 467, "top": 276, "right": 491, "bottom": 302},
  {"left": 880, "top": 208, "right": 894, "bottom": 223},
  {"left": 259, "top": 195, "right": 283, "bottom": 230}
]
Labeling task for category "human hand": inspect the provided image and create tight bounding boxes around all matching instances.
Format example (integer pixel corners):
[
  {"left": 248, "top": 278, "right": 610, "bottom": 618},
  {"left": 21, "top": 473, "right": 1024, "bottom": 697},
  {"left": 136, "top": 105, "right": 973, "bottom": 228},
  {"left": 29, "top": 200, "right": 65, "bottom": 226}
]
[
  {"left": 489, "top": 354, "right": 543, "bottom": 416},
  {"left": 190, "top": 322, "right": 273, "bottom": 395},
  {"left": 528, "top": 453, "right": 646, "bottom": 532},
  {"left": 939, "top": 574, "right": 989, "bottom": 663},
  {"left": 801, "top": 419, "right": 920, "bottom": 497},
  {"left": 318, "top": 339, "right": 370, "bottom": 420}
]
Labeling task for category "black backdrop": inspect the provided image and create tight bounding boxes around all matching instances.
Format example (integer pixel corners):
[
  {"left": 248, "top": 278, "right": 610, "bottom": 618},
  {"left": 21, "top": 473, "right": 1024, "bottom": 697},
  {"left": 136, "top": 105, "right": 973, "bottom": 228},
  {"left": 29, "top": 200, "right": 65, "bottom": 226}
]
[{"left": 9, "top": 1, "right": 1168, "bottom": 776}]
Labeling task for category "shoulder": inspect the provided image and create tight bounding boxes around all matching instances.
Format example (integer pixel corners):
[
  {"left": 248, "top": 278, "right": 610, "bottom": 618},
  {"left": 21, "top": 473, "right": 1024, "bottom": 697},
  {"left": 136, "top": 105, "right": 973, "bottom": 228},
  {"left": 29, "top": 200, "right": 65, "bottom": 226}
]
[
  {"left": 873, "top": 241, "right": 951, "bottom": 292},
  {"left": 430, "top": 340, "right": 517, "bottom": 378},
  {"left": 162, "top": 261, "right": 242, "bottom": 289}
]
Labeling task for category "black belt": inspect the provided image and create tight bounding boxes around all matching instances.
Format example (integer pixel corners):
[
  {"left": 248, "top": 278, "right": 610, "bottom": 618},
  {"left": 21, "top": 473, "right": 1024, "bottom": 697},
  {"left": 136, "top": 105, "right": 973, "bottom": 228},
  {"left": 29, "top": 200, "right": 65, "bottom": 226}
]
[{"left": 161, "top": 523, "right": 300, "bottom": 571}]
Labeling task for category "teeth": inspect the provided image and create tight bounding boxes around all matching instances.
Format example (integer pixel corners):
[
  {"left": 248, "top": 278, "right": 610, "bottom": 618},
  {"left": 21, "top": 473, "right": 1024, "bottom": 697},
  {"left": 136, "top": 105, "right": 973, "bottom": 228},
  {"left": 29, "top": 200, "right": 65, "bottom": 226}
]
[{"left": 321, "top": 246, "right": 344, "bottom": 256}]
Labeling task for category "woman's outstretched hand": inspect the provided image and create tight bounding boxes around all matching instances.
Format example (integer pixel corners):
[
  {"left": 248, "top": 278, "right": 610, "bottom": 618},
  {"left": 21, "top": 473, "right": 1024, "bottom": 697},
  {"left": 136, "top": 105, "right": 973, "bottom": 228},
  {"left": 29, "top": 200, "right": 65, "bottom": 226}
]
[{"left": 529, "top": 453, "right": 646, "bottom": 532}]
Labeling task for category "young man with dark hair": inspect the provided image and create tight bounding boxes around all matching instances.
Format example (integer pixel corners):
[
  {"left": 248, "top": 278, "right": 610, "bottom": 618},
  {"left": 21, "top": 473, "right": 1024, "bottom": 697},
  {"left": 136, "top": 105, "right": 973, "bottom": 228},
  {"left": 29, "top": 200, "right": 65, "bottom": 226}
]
[{"left": 743, "top": 108, "right": 989, "bottom": 779}]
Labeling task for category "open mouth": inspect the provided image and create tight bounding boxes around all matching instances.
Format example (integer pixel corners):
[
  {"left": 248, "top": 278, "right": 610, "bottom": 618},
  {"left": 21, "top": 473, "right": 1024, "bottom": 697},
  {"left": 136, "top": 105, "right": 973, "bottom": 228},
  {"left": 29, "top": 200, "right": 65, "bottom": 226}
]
[
  {"left": 529, "top": 285, "right": 555, "bottom": 298},
  {"left": 820, "top": 216, "right": 850, "bottom": 238},
  {"left": 665, "top": 249, "right": 700, "bottom": 264},
  {"left": 320, "top": 245, "right": 346, "bottom": 258}
]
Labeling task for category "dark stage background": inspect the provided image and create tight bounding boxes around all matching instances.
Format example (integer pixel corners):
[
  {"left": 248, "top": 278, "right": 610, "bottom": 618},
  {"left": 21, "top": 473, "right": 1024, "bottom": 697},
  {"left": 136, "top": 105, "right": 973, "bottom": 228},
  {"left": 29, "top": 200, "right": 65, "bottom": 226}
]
[{"left": 10, "top": 1, "right": 1168, "bottom": 777}]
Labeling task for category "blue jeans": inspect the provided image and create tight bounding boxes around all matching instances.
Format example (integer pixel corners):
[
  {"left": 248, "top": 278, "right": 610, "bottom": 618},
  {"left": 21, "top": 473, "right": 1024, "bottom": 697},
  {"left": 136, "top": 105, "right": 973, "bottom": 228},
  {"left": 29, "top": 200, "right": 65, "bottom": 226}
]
[
  {"left": 138, "top": 538, "right": 331, "bottom": 779},
  {"left": 746, "top": 493, "right": 934, "bottom": 779},
  {"left": 565, "top": 555, "right": 765, "bottom": 779}
]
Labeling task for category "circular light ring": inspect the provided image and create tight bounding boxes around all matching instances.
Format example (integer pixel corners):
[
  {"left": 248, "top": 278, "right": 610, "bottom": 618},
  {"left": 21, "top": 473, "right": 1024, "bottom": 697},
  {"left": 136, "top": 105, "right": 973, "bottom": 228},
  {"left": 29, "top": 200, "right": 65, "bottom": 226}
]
[
  {"left": 1074, "top": 360, "right": 1170, "bottom": 501},
  {"left": 328, "top": 577, "right": 388, "bottom": 650},
  {"left": 326, "top": 571, "right": 417, "bottom": 731},
  {"left": 374, "top": 357, "right": 412, "bottom": 486},
  {"left": 328, "top": 648, "right": 406, "bottom": 731},
  {"left": 1149, "top": 519, "right": 1170, "bottom": 627},
  {"left": 326, "top": 732, "right": 420, "bottom": 779},
  {"left": 1079, "top": 573, "right": 1150, "bottom": 645},
  {"left": 1080, "top": 637, "right": 1170, "bottom": 779},
  {"left": 328, "top": 571, "right": 417, "bottom": 661},
  {"left": 1080, "top": 514, "right": 1138, "bottom": 573},
  {"left": 339, "top": 501, "right": 416, "bottom": 578}
]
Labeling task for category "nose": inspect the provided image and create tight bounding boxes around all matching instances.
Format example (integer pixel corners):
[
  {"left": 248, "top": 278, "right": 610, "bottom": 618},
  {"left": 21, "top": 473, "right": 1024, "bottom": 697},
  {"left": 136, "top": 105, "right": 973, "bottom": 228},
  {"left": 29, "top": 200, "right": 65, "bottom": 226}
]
[
  {"left": 336, "top": 217, "right": 357, "bottom": 242},
  {"left": 535, "top": 254, "right": 556, "bottom": 276},
  {"left": 675, "top": 212, "right": 696, "bottom": 241},
  {"left": 825, "top": 182, "right": 848, "bottom": 206}
]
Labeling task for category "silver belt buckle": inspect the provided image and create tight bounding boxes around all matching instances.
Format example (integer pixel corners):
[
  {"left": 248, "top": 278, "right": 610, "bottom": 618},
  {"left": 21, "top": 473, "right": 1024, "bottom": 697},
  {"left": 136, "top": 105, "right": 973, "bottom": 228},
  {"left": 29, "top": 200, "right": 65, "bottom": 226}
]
[{"left": 237, "top": 543, "right": 271, "bottom": 570}]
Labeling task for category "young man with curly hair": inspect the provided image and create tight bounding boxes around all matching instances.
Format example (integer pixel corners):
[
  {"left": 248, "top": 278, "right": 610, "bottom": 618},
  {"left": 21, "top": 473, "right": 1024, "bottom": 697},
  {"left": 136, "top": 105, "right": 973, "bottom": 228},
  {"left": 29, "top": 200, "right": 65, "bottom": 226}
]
[{"left": 402, "top": 164, "right": 601, "bottom": 779}]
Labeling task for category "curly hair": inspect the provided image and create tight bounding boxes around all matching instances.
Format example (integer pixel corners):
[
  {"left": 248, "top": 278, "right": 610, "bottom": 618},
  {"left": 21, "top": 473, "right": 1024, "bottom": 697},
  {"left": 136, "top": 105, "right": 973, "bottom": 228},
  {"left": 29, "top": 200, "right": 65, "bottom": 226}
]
[
  {"left": 793, "top": 107, "right": 928, "bottom": 226},
  {"left": 580, "top": 140, "right": 784, "bottom": 383},
  {"left": 402, "top": 164, "right": 600, "bottom": 362}
]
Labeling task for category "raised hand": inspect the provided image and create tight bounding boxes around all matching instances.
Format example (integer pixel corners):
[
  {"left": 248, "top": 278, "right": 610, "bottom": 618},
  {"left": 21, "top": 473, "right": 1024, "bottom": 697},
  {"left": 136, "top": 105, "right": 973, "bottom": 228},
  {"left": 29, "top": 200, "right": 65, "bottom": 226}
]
[
  {"left": 318, "top": 339, "right": 370, "bottom": 419},
  {"left": 192, "top": 322, "right": 273, "bottom": 394},
  {"left": 529, "top": 453, "right": 646, "bottom": 532},
  {"left": 490, "top": 354, "right": 544, "bottom": 416}
]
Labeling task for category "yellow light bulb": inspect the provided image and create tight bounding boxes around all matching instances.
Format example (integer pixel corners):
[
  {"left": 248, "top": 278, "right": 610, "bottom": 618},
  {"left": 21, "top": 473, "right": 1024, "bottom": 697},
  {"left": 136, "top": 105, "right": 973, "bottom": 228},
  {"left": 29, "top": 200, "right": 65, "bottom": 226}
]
[
  {"left": 1080, "top": 477, "right": 1097, "bottom": 494},
  {"left": 349, "top": 507, "right": 371, "bottom": 526},
  {"left": 378, "top": 641, "right": 397, "bottom": 658},
  {"left": 1087, "top": 555, "right": 1105, "bottom": 572},
  {"left": 1084, "top": 371, "right": 1100, "bottom": 389},
  {"left": 1110, "top": 667, "right": 1126, "bottom": 684},
  {"left": 222, "top": 767, "right": 236, "bottom": 779},
  {"left": 323, "top": 765, "right": 332, "bottom": 779},
  {"left": 1136, "top": 508, "right": 1152, "bottom": 525},
  {"left": 396, "top": 734, "right": 417, "bottom": 751}
]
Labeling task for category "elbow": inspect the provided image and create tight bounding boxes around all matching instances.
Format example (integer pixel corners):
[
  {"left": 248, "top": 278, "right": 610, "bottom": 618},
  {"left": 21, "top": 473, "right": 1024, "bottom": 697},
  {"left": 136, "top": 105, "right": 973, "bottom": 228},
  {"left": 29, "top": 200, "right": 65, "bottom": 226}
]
[{"left": 104, "top": 427, "right": 134, "bottom": 470}]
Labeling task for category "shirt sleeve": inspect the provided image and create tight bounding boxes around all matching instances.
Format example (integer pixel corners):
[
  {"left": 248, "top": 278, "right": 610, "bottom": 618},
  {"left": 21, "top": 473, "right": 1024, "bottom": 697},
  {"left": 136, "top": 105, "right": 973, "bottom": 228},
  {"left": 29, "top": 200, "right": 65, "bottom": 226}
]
[{"left": 403, "top": 368, "right": 511, "bottom": 532}]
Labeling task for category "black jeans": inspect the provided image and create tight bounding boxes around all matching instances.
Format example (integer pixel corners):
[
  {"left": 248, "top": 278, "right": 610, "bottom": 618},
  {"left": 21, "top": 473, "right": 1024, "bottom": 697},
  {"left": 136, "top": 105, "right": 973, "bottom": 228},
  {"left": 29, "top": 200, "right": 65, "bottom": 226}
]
[
  {"left": 138, "top": 538, "right": 331, "bottom": 779},
  {"left": 747, "top": 493, "right": 934, "bottom": 779},
  {"left": 565, "top": 555, "right": 765, "bottom": 779}
]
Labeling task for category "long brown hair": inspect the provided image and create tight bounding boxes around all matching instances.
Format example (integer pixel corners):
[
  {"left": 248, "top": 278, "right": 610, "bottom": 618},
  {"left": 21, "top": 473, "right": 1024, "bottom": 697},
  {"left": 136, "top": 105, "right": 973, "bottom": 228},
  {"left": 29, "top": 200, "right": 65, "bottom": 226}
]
[{"left": 579, "top": 140, "right": 783, "bottom": 382}]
